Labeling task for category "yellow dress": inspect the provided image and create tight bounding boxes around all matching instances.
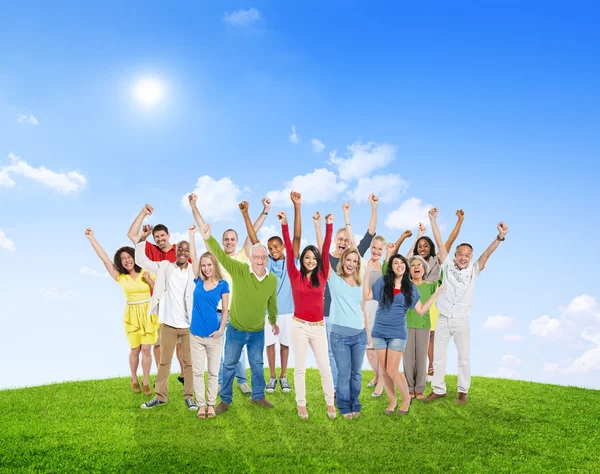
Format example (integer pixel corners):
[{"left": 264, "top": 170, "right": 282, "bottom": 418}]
[{"left": 117, "top": 269, "right": 159, "bottom": 348}]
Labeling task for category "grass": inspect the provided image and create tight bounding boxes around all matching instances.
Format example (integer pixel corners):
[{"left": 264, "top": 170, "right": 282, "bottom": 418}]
[{"left": 1, "top": 370, "right": 598, "bottom": 473}]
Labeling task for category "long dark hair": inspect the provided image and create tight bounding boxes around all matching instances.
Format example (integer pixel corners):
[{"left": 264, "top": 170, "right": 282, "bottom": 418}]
[
  {"left": 381, "top": 254, "right": 414, "bottom": 309},
  {"left": 412, "top": 236, "right": 436, "bottom": 259},
  {"left": 300, "top": 245, "right": 322, "bottom": 288},
  {"left": 113, "top": 246, "right": 142, "bottom": 275}
]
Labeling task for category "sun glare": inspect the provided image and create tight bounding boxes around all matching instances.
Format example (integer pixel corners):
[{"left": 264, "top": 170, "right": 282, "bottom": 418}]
[{"left": 134, "top": 78, "right": 164, "bottom": 107}]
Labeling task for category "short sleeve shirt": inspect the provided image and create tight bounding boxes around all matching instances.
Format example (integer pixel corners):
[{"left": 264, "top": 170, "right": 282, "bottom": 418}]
[
  {"left": 191, "top": 279, "right": 230, "bottom": 337},
  {"left": 370, "top": 278, "right": 420, "bottom": 340},
  {"left": 436, "top": 256, "right": 481, "bottom": 319}
]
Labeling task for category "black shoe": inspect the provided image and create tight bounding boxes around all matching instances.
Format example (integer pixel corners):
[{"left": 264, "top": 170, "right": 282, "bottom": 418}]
[
  {"left": 141, "top": 397, "right": 166, "bottom": 409},
  {"left": 398, "top": 398, "right": 413, "bottom": 415},
  {"left": 185, "top": 399, "right": 198, "bottom": 411},
  {"left": 178, "top": 376, "right": 184, "bottom": 385}
]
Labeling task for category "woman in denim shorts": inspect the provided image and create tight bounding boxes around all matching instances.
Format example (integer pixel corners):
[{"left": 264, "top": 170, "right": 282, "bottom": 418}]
[{"left": 364, "top": 254, "right": 444, "bottom": 415}]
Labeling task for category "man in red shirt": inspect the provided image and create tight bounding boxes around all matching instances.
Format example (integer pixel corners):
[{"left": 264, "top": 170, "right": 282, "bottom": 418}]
[{"left": 128, "top": 204, "right": 185, "bottom": 385}]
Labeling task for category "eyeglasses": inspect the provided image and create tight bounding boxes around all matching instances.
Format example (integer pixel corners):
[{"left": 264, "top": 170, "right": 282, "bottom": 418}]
[
  {"left": 410, "top": 263, "right": 424, "bottom": 268},
  {"left": 252, "top": 255, "right": 268, "bottom": 261}
]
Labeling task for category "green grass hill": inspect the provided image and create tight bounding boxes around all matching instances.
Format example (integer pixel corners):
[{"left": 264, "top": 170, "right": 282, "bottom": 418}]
[{"left": 1, "top": 370, "right": 598, "bottom": 473}]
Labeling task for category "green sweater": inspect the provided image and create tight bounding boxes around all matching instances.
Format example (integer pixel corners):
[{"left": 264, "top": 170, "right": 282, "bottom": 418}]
[{"left": 206, "top": 237, "right": 278, "bottom": 332}]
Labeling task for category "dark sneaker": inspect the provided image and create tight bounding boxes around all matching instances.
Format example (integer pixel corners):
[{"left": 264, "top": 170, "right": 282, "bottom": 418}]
[
  {"left": 252, "top": 398, "right": 274, "bottom": 408},
  {"left": 280, "top": 376, "right": 291, "bottom": 393},
  {"left": 266, "top": 377, "right": 277, "bottom": 393},
  {"left": 185, "top": 399, "right": 198, "bottom": 411},
  {"left": 215, "top": 401, "right": 230, "bottom": 414},
  {"left": 238, "top": 382, "right": 251, "bottom": 395},
  {"left": 141, "top": 397, "right": 166, "bottom": 409},
  {"left": 177, "top": 376, "right": 185, "bottom": 385}
]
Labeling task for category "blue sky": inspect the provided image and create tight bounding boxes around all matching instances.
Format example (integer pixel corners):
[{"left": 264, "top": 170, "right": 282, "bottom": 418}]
[{"left": 1, "top": 1, "right": 599, "bottom": 390}]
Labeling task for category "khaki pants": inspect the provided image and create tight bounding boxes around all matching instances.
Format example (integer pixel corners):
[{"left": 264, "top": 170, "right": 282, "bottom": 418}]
[
  {"left": 190, "top": 334, "right": 223, "bottom": 407},
  {"left": 403, "top": 328, "right": 430, "bottom": 394},
  {"left": 290, "top": 318, "right": 335, "bottom": 407},
  {"left": 155, "top": 324, "right": 193, "bottom": 402}
]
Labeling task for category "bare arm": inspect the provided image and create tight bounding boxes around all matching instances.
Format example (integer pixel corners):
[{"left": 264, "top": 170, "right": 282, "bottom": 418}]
[
  {"left": 389, "top": 230, "right": 413, "bottom": 256},
  {"left": 188, "top": 225, "right": 199, "bottom": 278},
  {"left": 241, "top": 197, "right": 271, "bottom": 255},
  {"left": 188, "top": 193, "right": 207, "bottom": 229},
  {"left": 414, "top": 285, "right": 446, "bottom": 315},
  {"left": 127, "top": 204, "right": 153, "bottom": 244},
  {"left": 84, "top": 229, "right": 119, "bottom": 281},
  {"left": 445, "top": 210, "right": 465, "bottom": 253},
  {"left": 290, "top": 192, "right": 302, "bottom": 258},
  {"left": 408, "top": 222, "right": 426, "bottom": 256},
  {"left": 313, "top": 211, "right": 323, "bottom": 253},
  {"left": 362, "top": 268, "right": 374, "bottom": 301},
  {"left": 210, "top": 292, "right": 229, "bottom": 338},
  {"left": 367, "top": 193, "right": 378, "bottom": 235},
  {"left": 477, "top": 222, "right": 508, "bottom": 271},
  {"left": 428, "top": 208, "right": 448, "bottom": 264},
  {"left": 342, "top": 202, "right": 357, "bottom": 248}
]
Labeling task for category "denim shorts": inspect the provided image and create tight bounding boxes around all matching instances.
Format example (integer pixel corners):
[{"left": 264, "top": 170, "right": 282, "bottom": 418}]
[{"left": 371, "top": 337, "right": 407, "bottom": 352}]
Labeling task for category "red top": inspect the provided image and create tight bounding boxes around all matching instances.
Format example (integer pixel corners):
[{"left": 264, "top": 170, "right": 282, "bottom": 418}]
[
  {"left": 145, "top": 241, "right": 177, "bottom": 263},
  {"left": 282, "top": 222, "right": 333, "bottom": 322},
  {"left": 393, "top": 289, "right": 401, "bottom": 295}
]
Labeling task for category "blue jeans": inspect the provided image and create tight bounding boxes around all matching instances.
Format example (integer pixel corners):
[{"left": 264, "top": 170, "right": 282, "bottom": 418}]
[
  {"left": 220, "top": 322, "right": 266, "bottom": 404},
  {"left": 330, "top": 329, "right": 367, "bottom": 415},
  {"left": 325, "top": 318, "right": 338, "bottom": 390},
  {"left": 218, "top": 317, "right": 247, "bottom": 386}
]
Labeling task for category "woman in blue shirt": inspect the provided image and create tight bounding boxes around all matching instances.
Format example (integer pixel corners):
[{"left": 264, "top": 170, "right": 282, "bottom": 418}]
[
  {"left": 364, "top": 254, "right": 444, "bottom": 415},
  {"left": 189, "top": 226, "right": 230, "bottom": 419}
]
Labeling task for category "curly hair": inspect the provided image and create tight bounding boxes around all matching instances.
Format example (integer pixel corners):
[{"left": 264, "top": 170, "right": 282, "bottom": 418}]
[{"left": 113, "top": 246, "right": 142, "bottom": 275}]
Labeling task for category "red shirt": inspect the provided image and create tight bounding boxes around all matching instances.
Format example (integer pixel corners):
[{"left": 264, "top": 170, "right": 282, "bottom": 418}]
[
  {"left": 145, "top": 241, "right": 177, "bottom": 263},
  {"left": 282, "top": 222, "right": 333, "bottom": 322}
]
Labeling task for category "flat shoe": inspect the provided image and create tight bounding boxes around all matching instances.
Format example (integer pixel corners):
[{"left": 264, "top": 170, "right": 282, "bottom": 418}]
[
  {"left": 297, "top": 410, "right": 309, "bottom": 420},
  {"left": 384, "top": 405, "right": 397, "bottom": 415},
  {"left": 352, "top": 412, "right": 361, "bottom": 419},
  {"left": 142, "top": 384, "right": 151, "bottom": 396},
  {"left": 132, "top": 382, "right": 141, "bottom": 393},
  {"left": 398, "top": 398, "right": 413, "bottom": 415},
  {"left": 367, "top": 379, "right": 378, "bottom": 388},
  {"left": 372, "top": 391, "right": 383, "bottom": 398},
  {"left": 342, "top": 413, "right": 353, "bottom": 420}
]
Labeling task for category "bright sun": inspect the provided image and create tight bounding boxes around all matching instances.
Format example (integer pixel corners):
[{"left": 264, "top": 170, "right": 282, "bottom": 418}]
[{"left": 134, "top": 78, "right": 164, "bottom": 107}]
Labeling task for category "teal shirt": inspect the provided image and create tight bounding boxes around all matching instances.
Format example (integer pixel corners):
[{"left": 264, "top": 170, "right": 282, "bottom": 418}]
[{"left": 328, "top": 273, "right": 364, "bottom": 331}]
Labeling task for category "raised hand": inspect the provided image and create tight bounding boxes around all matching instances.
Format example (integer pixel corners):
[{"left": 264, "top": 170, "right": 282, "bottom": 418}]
[
  {"left": 199, "top": 224, "right": 211, "bottom": 241},
  {"left": 401, "top": 230, "right": 413, "bottom": 239},
  {"left": 428, "top": 207, "right": 439, "bottom": 220},
  {"left": 342, "top": 202, "right": 351, "bottom": 214},
  {"left": 456, "top": 209, "right": 465, "bottom": 220},
  {"left": 238, "top": 201, "right": 249, "bottom": 215},
  {"left": 261, "top": 197, "right": 272, "bottom": 212},
  {"left": 418, "top": 222, "right": 426, "bottom": 237},
  {"left": 364, "top": 259, "right": 376, "bottom": 273},
  {"left": 368, "top": 193, "right": 379, "bottom": 207},
  {"left": 325, "top": 213, "right": 334, "bottom": 225},
  {"left": 141, "top": 204, "right": 154, "bottom": 216},
  {"left": 188, "top": 225, "right": 196, "bottom": 235},
  {"left": 498, "top": 222, "right": 508, "bottom": 238},
  {"left": 84, "top": 228, "right": 94, "bottom": 239},
  {"left": 386, "top": 242, "right": 395, "bottom": 253},
  {"left": 312, "top": 211, "right": 321, "bottom": 223},
  {"left": 141, "top": 224, "right": 153, "bottom": 238},
  {"left": 290, "top": 191, "right": 302, "bottom": 206},
  {"left": 188, "top": 193, "right": 198, "bottom": 206},
  {"left": 277, "top": 211, "right": 288, "bottom": 225}
]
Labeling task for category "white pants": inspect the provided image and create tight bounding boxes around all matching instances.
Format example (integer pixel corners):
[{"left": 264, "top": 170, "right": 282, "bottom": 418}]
[
  {"left": 431, "top": 315, "right": 471, "bottom": 395},
  {"left": 290, "top": 318, "right": 335, "bottom": 407},
  {"left": 264, "top": 313, "right": 292, "bottom": 347}
]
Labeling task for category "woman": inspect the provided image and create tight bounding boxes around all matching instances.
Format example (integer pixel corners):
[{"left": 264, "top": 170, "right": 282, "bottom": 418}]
[
  {"left": 84, "top": 228, "right": 157, "bottom": 395},
  {"left": 277, "top": 194, "right": 336, "bottom": 421},
  {"left": 364, "top": 254, "right": 444, "bottom": 415},
  {"left": 328, "top": 247, "right": 367, "bottom": 420},
  {"left": 411, "top": 211, "right": 464, "bottom": 376},
  {"left": 404, "top": 255, "right": 441, "bottom": 399},
  {"left": 188, "top": 226, "right": 230, "bottom": 419}
]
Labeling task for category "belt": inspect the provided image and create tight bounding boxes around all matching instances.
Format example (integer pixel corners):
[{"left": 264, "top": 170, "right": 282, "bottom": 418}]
[
  {"left": 293, "top": 316, "right": 324, "bottom": 326},
  {"left": 126, "top": 298, "right": 151, "bottom": 305}
]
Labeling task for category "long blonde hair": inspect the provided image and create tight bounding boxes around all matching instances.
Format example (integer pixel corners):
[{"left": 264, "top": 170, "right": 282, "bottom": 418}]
[
  {"left": 199, "top": 252, "right": 224, "bottom": 282},
  {"left": 336, "top": 247, "right": 362, "bottom": 285}
]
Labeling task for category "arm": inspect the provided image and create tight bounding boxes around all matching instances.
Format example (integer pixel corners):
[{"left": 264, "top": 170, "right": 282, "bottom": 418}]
[
  {"left": 290, "top": 192, "right": 302, "bottom": 258},
  {"left": 210, "top": 291, "right": 229, "bottom": 338},
  {"left": 367, "top": 193, "right": 378, "bottom": 235},
  {"left": 200, "top": 224, "right": 244, "bottom": 277},
  {"left": 134, "top": 240, "right": 161, "bottom": 274},
  {"left": 127, "top": 204, "right": 153, "bottom": 244},
  {"left": 239, "top": 201, "right": 259, "bottom": 251},
  {"left": 428, "top": 208, "right": 448, "bottom": 264},
  {"left": 321, "top": 216, "right": 334, "bottom": 279},
  {"left": 444, "top": 210, "right": 465, "bottom": 253},
  {"left": 477, "top": 222, "right": 508, "bottom": 271},
  {"left": 414, "top": 285, "right": 446, "bottom": 316},
  {"left": 267, "top": 285, "right": 278, "bottom": 327},
  {"left": 279, "top": 213, "right": 300, "bottom": 278},
  {"left": 389, "top": 230, "right": 413, "bottom": 256},
  {"left": 342, "top": 202, "right": 357, "bottom": 248},
  {"left": 363, "top": 273, "right": 374, "bottom": 301},
  {"left": 408, "top": 222, "right": 426, "bottom": 256},
  {"left": 142, "top": 271, "right": 155, "bottom": 291},
  {"left": 242, "top": 197, "right": 271, "bottom": 255},
  {"left": 313, "top": 211, "right": 323, "bottom": 253},
  {"left": 188, "top": 225, "right": 199, "bottom": 278},
  {"left": 188, "top": 193, "right": 207, "bottom": 228},
  {"left": 84, "top": 229, "right": 119, "bottom": 281}
]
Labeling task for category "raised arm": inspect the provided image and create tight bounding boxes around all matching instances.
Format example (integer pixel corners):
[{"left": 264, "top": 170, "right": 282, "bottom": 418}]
[
  {"left": 389, "top": 230, "right": 413, "bottom": 256},
  {"left": 127, "top": 204, "right": 153, "bottom": 244},
  {"left": 278, "top": 212, "right": 300, "bottom": 278},
  {"left": 239, "top": 200, "right": 259, "bottom": 247},
  {"left": 362, "top": 261, "right": 376, "bottom": 301},
  {"left": 84, "top": 228, "right": 119, "bottom": 281},
  {"left": 290, "top": 191, "right": 302, "bottom": 258},
  {"left": 477, "top": 222, "right": 508, "bottom": 271},
  {"left": 200, "top": 224, "right": 244, "bottom": 276},
  {"left": 367, "top": 193, "right": 378, "bottom": 235},
  {"left": 342, "top": 202, "right": 357, "bottom": 248},
  {"left": 188, "top": 193, "right": 207, "bottom": 229},
  {"left": 322, "top": 214, "right": 334, "bottom": 278},
  {"left": 444, "top": 210, "right": 465, "bottom": 253},
  {"left": 188, "top": 225, "right": 200, "bottom": 278},
  {"left": 414, "top": 285, "right": 446, "bottom": 316},
  {"left": 408, "top": 222, "right": 426, "bottom": 256},
  {"left": 134, "top": 239, "right": 161, "bottom": 274},
  {"left": 428, "top": 208, "right": 448, "bottom": 264},
  {"left": 242, "top": 197, "right": 271, "bottom": 255},
  {"left": 313, "top": 211, "right": 323, "bottom": 253}
]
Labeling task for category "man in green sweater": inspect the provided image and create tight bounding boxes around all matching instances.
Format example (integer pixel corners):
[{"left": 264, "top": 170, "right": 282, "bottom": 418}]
[{"left": 199, "top": 205, "right": 279, "bottom": 413}]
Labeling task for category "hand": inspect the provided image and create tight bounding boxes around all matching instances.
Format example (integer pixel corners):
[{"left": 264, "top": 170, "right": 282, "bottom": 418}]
[
  {"left": 141, "top": 204, "right": 154, "bottom": 216},
  {"left": 428, "top": 207, "right": 438, "bottom": 220},
  {"left": 238, "top": 201, "right": 249, "bottom": 215},
  {"left": 498, "top": 222, "right": 508, "bottom": 238},
  {"left": 277, "top": 211, "right": 288, "bottom": 225},
  {"left": 209, "top": 328, "right": 225, "bottom": 338},
  {"left": 365, "top": 260, "right": 376, "bottom": 273},
  {"left": 456, "top": 209, "right": 465, "bottom": 221},
  {"left": 342, "top": 202, "right": 351, "bottom": 215},
  {"left": 141, "top": 225, "right": 153, "bottom": 239},
  {"left": 368, "top": 193, "right": 379, "bottom": 207},
  {"left": 271, "top": 324, "right": 280, "bottom": 336},
  {"left": 325, "top": 213, "right": 334, "bottom": 225},
  {"left": 188, "top": 193, "right": 198, "bottom": 206},
  {"left": 401, "top": 230, "right": 413, "bottom": 240},
  {"left": 312, "top": 211, "right": 321, "bottom": 223},
  {"left": 290, "top": 191, "right": 302, "bottom": 206},
  {"left": 84, "top": 228, "right": 94, "bottom": 239},
  {"left": 261, "top": 197, "right": 271, "bottom": 212},
  {"left": 386, "top": 242, "right": 395, "bottom": 254},
  {"left": 418, "top": 222, "right": 426, "bottom": 237},
  {"left": 199, "top": 224, "right": 211, "bottom": 241},
  {"left": 142, "top": 271, "right": 153, "bottom": 283},
  {"left": 436, "top": 285, "right": 446, "bottom": 295},
  {"left": 188, "top": 225, "right": 196, "bottom": 235}
]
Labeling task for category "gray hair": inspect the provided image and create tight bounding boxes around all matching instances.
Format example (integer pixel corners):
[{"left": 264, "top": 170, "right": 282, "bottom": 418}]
[
  {"left": 408, "top": 255, "right": 429, "bottom": 276},
  {"left": 249, "top": 242, "right": 269, "bottom": 257}
]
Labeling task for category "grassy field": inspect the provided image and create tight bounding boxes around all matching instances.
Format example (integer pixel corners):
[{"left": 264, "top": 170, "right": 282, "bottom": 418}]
[{"left": 1, "top": 370, "right": 598, "bottom": 473}]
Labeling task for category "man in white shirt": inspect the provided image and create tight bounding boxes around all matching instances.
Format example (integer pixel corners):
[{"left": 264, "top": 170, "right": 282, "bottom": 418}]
[
  {"left": 424, "top": 208, "right": 508, "bottom": 405},
  {"left": 135, "top": 240, "right": 198, "bottom": 411}
]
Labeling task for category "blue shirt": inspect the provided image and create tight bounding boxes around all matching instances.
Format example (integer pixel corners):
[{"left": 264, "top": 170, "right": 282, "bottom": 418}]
[
  {"left": 370, "top": 277, "right": 420, "bottom": 340},
  {"left": 328, "top": 273, "right": 364, "bottom": 332},
  {"left": 267, "top": 255, "right": 297, "bottom": 315},
  {"left": 190, "top": 279, "right": 230, "bottom": 337}
]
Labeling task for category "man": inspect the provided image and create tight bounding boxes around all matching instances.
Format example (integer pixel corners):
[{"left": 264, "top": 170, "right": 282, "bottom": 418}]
[
  {"left": 424, "top": 207, "right": 509, "bottom": 405},
  {"left": 199, "top": 202, "right": 278, "bottom": 414},
  {"left": 127, "top": 204, "right": 185, "bottom": 385},
  {"left": 188, "top": 193, "right": 271, "bottom": 395},
  {"left": 241, "top": 192, "right": 301, "bottom": 394},
  {"left": 135, "top": 238, "right": 197, "bottom": 410}
]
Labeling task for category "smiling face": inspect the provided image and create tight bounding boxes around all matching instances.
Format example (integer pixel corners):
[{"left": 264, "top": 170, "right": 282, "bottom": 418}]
[
  {"left": 222, "top": 230, "right": 238, "bottom": 256},
  {"left": 391, "top": 257, "right": 406, "bottom": 278},
  {"left": 302, "top": 249, "right": 318, "bottom": 273},
  {"left": 200, "top": 255, "right": 214, "bottom": 280},
  {"left": 250, "top": 245, "right": 268, "bottom": 275},
  {"left": 409, "top": 259, "right": 425, "bottom": 280},
  {"left": 153, "top": 229, "right": 171, "bottom": 251},
  {"left": 417, "top": 238, "right": 432, "bottom": 259},
  {"left": 120, "top": 251, "right": 135, "bottom": 273},
  {"left": 455, "top": 245, "right": 473, "bottom": 270},
  {"left": 267, "top": 238, "right": 285, "bottom": 260},
  {"left": 342, "top": 251, "right": 359, "bottom": 277},
  {"left": 335, "top": 229, "right": 350, "bottom": 255},
  {"left": 370, "top": 239, "right": 385, "bottom": 261},
  {"left": 176, "top": 241, "right": 190, "bottom": 265}
]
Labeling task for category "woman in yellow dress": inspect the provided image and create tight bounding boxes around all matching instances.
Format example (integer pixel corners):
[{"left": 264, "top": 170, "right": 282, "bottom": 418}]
[{"left": 85, "top": 228, "right": 159, "bottom": 395}]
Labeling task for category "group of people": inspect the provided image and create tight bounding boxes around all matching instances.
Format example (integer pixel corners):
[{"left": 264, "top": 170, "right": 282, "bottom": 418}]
[{"left": 85, "top": 190, "right": 508, "bottom": 419}]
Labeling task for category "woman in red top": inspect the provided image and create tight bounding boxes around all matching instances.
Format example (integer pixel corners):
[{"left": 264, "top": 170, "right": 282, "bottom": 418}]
[{"left": 277, "top": 191, "right": 335, "bottom": 420}]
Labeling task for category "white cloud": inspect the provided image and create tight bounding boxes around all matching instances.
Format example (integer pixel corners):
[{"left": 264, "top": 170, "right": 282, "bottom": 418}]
[
  {"left": 182, "top": 175, "right": 242, "bottom": 222},
  {"left": 503, "top": 334, "right": 523, "bottom": 343},
  {"left": 17, "top": 114, "right": 39, "bottom": 126},
  {"left": 493, "top": 366, "right": 520, "bottom": 379},
  {"left": 80, "top": 266, "right": 109, "bottom": 278},
  {"left": 39, "top": 288, "right": 80, "bottom": 301},
  {"left": 543, "top": 346, "right": 600, "bottom": 375},
  {"left": 289, "top": 126, "right": 299, "bottom": 144},
  {"left": 501, "top": 354, "right": 522, "bottom": 366},
  {"left": 0, "top": 230, "right": 15, "bottom": 252},
  {"left": 169, "top": 231, "right": 206, "bottom": 254},
  {"left": 328, "top": 141, "right": 397, "bottom": 181},
  {"left": 0, "top": 153, "right": 86, "bottom": 193},
  {"left": 224, "top": 7, "right": 260, "bottom": 26},
  {"left": 483, "top": 315, "right": 518, "bottom": 332},
  {"left": 259, "top": 224, "right": 279, "bottom": 245},
  {"left": 346, "top": 174, "right": 410, "bottom": 205},
  {"left": 267, "top": 168, "right": 347, "bottom": 206},
  {"left": 384, "top": 197, "right": 432, "bottom": 231},
  {"left": 311, "top": 138, "right": 325, "bottom": 153},
  {"left": 529, "top": 314, "right": 562, "bottom": 339}
]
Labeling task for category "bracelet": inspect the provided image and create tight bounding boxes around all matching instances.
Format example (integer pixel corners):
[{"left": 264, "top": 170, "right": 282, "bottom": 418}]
[
  {"left": 345, "top": 222, "right": 351, "bottom": 226},
  {"left": 262, "top": 211, "right": 268, "bottom": 216},
  {"left": 496, "top": 235, "right": 505, "bottom": 242}
]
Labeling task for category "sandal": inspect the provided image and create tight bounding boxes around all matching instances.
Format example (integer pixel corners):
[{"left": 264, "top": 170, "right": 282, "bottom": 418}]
[
  {"left": 367, "top": 378, "right": 378, "bottom": 388},
  {"left": 207, "top": 406, "right": 216, "bottom": 418},
  {"left": 342, "top": 413, "right": 353, "bottom": 420},
  {"left": 197, "top": 406, "right": 206, "bottom": 419},
  {"left": 372, "top": 391, "right": 383, "bottom": 398},
  {"left": 352, "top": 412, "right": 361, "bottom": 419},
  {"left": 327, "top": 406, "right": 337, "bottom": 420},
  {"left": 415, "top": 393, "right": 424, "bottom": 399}
]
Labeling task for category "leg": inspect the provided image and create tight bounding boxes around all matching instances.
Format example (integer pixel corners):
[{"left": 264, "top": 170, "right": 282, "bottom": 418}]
[
  {"left": 190, "top": 335, "right": 208, "bottom": 407},
  {"left": 415, "top": 329, "right": 430, "bottom": 395},
  {"left": 235, "top": 347, "right": 248, "bottom": 385},
  {"left": 247, "top": 329, "right": 267, "bottom": 401},
  {"left": 291, "top": 320, "right": 310, "bottom": 409},
  {"left": 349, "top": 331, "right": 367, "bottom": 414},
  {"left": 176, "top": 340, "right": 185, "bottom": 377},
  {"left": 155, "top": 324, "right": 178, "bottom": 402},
  {"left": 403, "top": 328, "right": 417, "bottom": 394},
  {"left": 428, "top": 331, "right": 435, "bottom": 375},
  {"left": 206, "top": 336, "right": 223, "bottom": 406},
  {"left": 129, "top": 346, "right": 141, "bottom": 383},
  {"left": 366, "top": 349, "right": 379, "bottom": 383},
  {"left": 140, "top": 344, "right": 152, "bottom": 385},
  {"left": 431, "top": 316, "right": 451, "bottom": 395},
  {"left": 325, "top": 317, "right": 338, "bottom": 391},
  {"left": 376, "top": 349, "right": 396, "bottom": 410},
  {"left": 280, "top": 345, "right": 290, "bottom": 378},
  {"left": 221, "top": 324, "right": 245, "bottom": 405},
  {"left": 153, "top": 345, "right": 161, "bottom": 372},
  {"left": 330, "top": 331, "right": 351, "bottom": 415},
  {"left": 309, "top": 323, "right": 335, "bottom": 410},
  {"left": 278, "top": 314, "right": 292, "bottom": 378},
  {"left": 454, "top": 319, "right": 471, "bottom": 394},
  {"left": 266, "top": 344, "right": 277, "bottom": 378},
  {"left": 385, "top": 350, "right": 411, "bottom": 411},
  {"left": 179, "top": 330, "right": 194, "bottom": 400}
]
